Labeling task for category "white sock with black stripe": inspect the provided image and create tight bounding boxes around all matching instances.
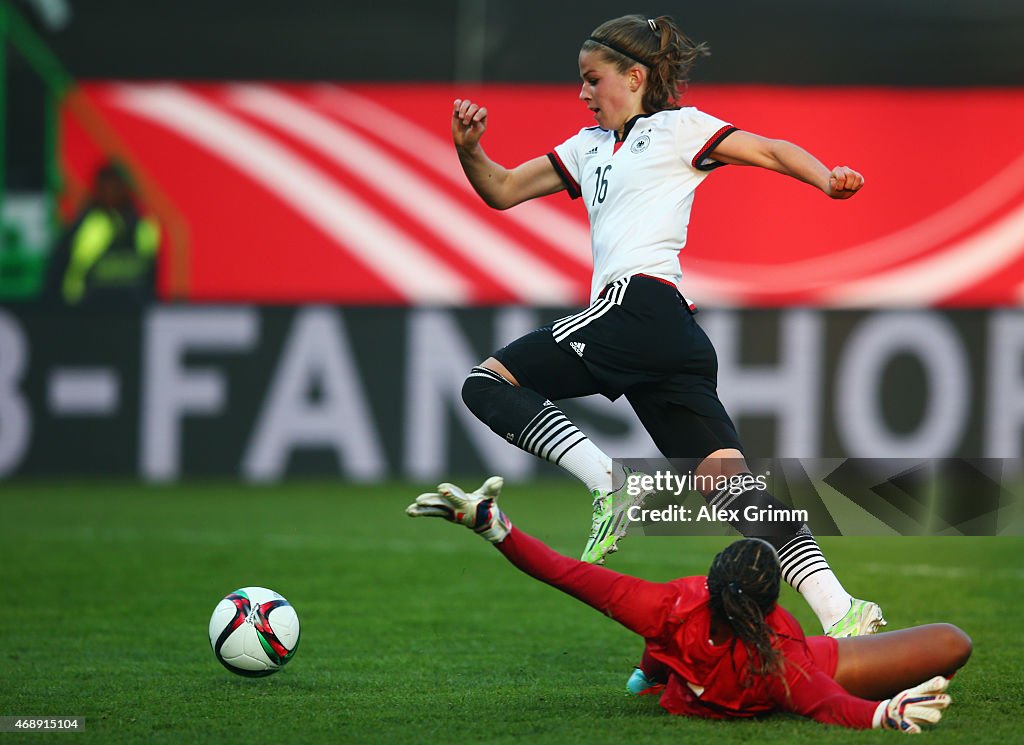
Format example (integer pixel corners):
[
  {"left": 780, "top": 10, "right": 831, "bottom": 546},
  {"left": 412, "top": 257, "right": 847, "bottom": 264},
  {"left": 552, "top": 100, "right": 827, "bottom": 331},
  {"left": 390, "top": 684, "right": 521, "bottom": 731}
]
[
  {"left": 777, "top": 529, "right": 853, "bottom": 631},
  {"left": 517, "top": 401, "right": 612, "bottom": 494}
]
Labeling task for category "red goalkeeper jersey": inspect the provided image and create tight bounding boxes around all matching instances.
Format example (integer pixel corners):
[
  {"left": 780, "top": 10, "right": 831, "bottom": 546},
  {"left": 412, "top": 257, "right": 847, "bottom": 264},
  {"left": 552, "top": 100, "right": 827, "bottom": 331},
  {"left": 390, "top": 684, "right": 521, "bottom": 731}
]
[
  {"left": 495, "top": 527, "right": 880, "bottom": 729},
  {"left": 646, "top": 576, "right": 877, "bottom": 728}
]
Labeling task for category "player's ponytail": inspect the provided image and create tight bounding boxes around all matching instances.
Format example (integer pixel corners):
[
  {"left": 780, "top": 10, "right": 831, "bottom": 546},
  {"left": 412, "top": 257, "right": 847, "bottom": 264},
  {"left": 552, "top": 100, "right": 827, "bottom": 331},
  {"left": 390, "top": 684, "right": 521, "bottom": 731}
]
[
  {"left": 583, "top": 14, "right": 709, "bottom": 113},
  {"left": 706, "top": 538, "right": 785, "bottom": 684}
]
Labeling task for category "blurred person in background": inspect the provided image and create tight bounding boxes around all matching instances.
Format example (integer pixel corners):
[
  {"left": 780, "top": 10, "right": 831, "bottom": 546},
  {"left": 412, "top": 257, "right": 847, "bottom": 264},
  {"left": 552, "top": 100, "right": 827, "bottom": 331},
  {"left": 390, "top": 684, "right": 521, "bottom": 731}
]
[{"left": 44, "top": 161, "right": 159, "bottom": 307}]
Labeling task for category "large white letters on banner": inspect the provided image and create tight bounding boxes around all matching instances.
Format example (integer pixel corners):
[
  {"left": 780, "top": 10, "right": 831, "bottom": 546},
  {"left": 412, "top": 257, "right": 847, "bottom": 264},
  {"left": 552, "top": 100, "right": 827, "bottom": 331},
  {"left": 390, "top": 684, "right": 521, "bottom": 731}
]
[
  {"left": 404, "top": 309, "right": 536, "bottom": 480},
  {"left": 141, "top": 307, "right": 259, "bottom": 480},
  {"left": 4, "top": 307, "right": 1023, "bottom": 480},
  {"left": 985, "top": 311, "right": 1024, "bottom": 457},
  {"left": 836, "top": 312, "right": 968, "bottom": 457},
  {"left": 0, "top": 311, "right": 30, "bottom": 476},
  {"left": 702, "top": 310, "right": 823, "bottom": 457},
  {"left": 243, "top": 307, "right": 386, "bottom": 481}
]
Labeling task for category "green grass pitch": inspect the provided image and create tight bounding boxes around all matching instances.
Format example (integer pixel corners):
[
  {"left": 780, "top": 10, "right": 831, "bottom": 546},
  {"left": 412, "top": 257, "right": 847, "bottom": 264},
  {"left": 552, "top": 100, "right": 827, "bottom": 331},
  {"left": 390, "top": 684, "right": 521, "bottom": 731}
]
[{"left": 3, "top": 480, "right": 1022, "bottom": 744}]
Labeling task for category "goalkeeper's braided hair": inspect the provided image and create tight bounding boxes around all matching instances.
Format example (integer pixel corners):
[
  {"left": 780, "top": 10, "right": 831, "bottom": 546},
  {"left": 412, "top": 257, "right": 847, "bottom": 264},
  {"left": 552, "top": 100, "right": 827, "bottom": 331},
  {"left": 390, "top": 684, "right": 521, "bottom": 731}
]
[{"left": 706, "top": 538, "right": 783, "bottom": 685}]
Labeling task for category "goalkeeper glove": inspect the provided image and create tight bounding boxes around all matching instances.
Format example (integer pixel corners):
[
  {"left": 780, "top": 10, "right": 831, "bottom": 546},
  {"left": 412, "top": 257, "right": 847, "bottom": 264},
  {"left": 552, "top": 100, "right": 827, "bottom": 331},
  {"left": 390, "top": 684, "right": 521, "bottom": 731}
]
[
  {"left": 873, "top": 676, "right": 951, "bottom": 734},
  {"left": 406, "top": 477, "right": 511, "bottom": 543}
]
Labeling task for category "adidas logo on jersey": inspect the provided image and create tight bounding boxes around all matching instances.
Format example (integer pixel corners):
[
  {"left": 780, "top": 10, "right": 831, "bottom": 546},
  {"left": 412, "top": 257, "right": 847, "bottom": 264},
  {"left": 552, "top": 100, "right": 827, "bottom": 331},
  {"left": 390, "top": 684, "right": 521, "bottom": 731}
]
[
  {"left": 570, "top": 341, "right": 586, "bottom": 357},
  {"left": 585, "top": 146, "right": 599, "bottom": 155}
]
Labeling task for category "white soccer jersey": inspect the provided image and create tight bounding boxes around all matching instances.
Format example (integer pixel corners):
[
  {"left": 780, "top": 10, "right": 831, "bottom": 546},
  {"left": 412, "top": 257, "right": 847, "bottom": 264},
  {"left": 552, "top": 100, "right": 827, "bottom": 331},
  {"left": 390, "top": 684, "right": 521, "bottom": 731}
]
[{"left": 548, "top": 108, "right": 736, "bottom": 301}]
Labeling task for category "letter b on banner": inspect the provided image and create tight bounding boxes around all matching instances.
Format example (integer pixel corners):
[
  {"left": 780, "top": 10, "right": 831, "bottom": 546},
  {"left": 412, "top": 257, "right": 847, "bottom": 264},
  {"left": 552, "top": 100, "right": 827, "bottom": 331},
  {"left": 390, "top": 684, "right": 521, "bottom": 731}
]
[{"left": 0, "top": 312, "right": 30, "bottom": 476}]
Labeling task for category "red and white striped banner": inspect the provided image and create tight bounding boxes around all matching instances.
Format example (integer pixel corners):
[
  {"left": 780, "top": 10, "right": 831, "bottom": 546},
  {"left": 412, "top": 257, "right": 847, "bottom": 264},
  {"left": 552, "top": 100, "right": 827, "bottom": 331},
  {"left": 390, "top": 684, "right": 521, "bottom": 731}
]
[{"left": 61, "top": 83, "right": 1024, "bottom": 306}]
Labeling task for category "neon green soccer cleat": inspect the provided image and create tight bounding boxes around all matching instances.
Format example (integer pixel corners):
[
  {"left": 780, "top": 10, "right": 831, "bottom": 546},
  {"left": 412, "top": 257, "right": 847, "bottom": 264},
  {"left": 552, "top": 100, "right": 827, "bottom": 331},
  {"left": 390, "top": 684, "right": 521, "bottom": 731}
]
[
  {"left": 580, "top": 467, "right": 652, "bottom": 564},
  {"left": 826, "top": 598, "right": 887, "bottom": 638}
]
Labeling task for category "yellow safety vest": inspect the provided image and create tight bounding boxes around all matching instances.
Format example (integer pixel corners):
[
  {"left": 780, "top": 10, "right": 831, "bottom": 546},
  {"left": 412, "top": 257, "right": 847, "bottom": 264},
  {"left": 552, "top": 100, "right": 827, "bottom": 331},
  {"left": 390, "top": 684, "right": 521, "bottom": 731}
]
[{"left": 62, "top": 208, "right": 159, "bottom": 305}]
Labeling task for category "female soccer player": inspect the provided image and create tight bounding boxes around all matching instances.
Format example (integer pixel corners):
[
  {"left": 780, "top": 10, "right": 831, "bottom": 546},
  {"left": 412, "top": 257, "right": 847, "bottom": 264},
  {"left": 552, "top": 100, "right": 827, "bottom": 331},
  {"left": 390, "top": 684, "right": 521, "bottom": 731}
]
[
  {"left": 407, "top": 479, "right": 971, "bottom": 732},
  {"left": 454, "top": 14, "right": 876, "bottom": 637}
]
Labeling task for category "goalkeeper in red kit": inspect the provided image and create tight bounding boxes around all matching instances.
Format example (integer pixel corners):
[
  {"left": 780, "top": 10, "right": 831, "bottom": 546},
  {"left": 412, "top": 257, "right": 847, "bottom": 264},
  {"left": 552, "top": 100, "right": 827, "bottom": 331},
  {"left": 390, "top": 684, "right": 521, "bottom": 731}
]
[{"left": 407, "top": 478, "right": 971, "bottom": 732}]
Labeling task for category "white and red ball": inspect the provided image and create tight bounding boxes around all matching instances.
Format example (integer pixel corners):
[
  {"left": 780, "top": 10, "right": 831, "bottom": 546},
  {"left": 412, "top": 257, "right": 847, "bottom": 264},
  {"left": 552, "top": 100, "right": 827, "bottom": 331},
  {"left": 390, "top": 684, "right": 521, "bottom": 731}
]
[{"left": 208, "top": 586, "right": 300, "bottom": 677}]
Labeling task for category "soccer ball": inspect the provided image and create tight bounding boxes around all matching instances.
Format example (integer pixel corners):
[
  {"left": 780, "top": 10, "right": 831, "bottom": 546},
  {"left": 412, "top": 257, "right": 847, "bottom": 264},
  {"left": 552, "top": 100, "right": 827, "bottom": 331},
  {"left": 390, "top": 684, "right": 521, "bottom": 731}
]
[{"left": 208, "top": 586, "right": 300, "bottom": 677}]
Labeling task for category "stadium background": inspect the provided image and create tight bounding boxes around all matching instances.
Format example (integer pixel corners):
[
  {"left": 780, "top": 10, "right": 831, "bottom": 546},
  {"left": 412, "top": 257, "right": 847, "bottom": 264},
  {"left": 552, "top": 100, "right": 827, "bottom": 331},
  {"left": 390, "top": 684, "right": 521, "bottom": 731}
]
[
  {"left": 3, "top": 0, "right": 1024, "bottom": 479},
  {"left": 2, "top": 2, "right": 1023, "bottom": 743}
]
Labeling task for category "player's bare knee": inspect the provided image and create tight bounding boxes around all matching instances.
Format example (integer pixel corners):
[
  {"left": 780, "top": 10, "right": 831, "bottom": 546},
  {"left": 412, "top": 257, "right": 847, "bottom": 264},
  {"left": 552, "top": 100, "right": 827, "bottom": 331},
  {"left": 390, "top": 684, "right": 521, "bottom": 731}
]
[
  {"left": 925, "top": 623, "right": 972, "bottom": 672},
  {"left": 936, "top": 623, "right": 972, "bottom": 669}
]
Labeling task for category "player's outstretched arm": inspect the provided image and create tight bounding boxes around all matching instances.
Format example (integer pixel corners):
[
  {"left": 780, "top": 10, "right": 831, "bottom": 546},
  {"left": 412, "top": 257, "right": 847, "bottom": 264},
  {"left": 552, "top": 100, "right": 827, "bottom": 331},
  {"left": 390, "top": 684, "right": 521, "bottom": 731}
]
[
  {"left": 452, "top": 98, "right": 566, "bottom": 210},
  {"left": 708, "top": 130, "right": 864, "bottom": 200}
]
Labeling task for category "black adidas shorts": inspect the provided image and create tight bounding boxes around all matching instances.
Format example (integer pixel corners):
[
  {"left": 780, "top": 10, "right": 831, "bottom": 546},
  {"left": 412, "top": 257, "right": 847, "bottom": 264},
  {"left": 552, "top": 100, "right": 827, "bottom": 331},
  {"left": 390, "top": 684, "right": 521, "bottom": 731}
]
[{"left": 492, "top": 275, "right": 742, "bottom": 459}]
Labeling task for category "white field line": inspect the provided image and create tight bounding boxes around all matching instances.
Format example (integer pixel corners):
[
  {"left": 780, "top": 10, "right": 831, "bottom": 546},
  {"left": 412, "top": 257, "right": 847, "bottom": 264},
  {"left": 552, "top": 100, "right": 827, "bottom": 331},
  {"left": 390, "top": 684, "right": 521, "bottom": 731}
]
[
  {"left": 230, "top": 85, "right": 578, "bottom": 304},
  {"left": 21, "top": 525, "right": 467, "bottom": 554},
  {"left": 860, "top": 561, "right": 1024, "bottom": 580},
  {"left": 113, "top": 84, "right": 472, "bottom": 304},
  {"left": 18, "top": 526, "right": 1024, "bottom": 578}
]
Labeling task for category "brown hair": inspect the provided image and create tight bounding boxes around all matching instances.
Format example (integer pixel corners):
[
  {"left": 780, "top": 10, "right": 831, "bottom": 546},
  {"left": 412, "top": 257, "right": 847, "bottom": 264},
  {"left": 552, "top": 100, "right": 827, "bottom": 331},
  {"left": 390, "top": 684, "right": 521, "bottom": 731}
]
[
  {"left": 706, "top": 538, "right": 784, "bottom": 684},
  {"left": 582, "top": 15, "right": 709, "bottom": 113}
]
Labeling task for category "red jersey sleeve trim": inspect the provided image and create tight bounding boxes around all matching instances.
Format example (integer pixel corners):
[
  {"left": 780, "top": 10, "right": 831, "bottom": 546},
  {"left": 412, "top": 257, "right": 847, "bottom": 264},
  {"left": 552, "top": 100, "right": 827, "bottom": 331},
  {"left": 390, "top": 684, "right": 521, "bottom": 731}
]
[
  {"left": 547, "top": 151, "right": 581, "bottom": 199},
  {"left": 691, "top": 125, "right": 739, "bottom": 172}
]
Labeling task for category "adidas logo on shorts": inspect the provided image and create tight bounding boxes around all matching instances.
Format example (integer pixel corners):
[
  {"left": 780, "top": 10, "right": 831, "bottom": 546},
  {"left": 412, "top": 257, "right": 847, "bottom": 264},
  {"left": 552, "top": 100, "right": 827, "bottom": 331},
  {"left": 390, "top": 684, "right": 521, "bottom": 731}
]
[{"left": 570, "top": 341, "right": 586, "bottom": 357}]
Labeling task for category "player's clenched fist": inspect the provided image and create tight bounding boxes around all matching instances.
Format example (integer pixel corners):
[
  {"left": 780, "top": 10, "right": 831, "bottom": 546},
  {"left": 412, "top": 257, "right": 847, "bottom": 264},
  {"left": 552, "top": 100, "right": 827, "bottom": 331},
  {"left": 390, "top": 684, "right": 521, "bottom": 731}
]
[
  {"left": 452, "top": 98, "right": 488, "bottom": 150},
  {"left": 827, "top": 166, "right": 864, "bottom": 199}
]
